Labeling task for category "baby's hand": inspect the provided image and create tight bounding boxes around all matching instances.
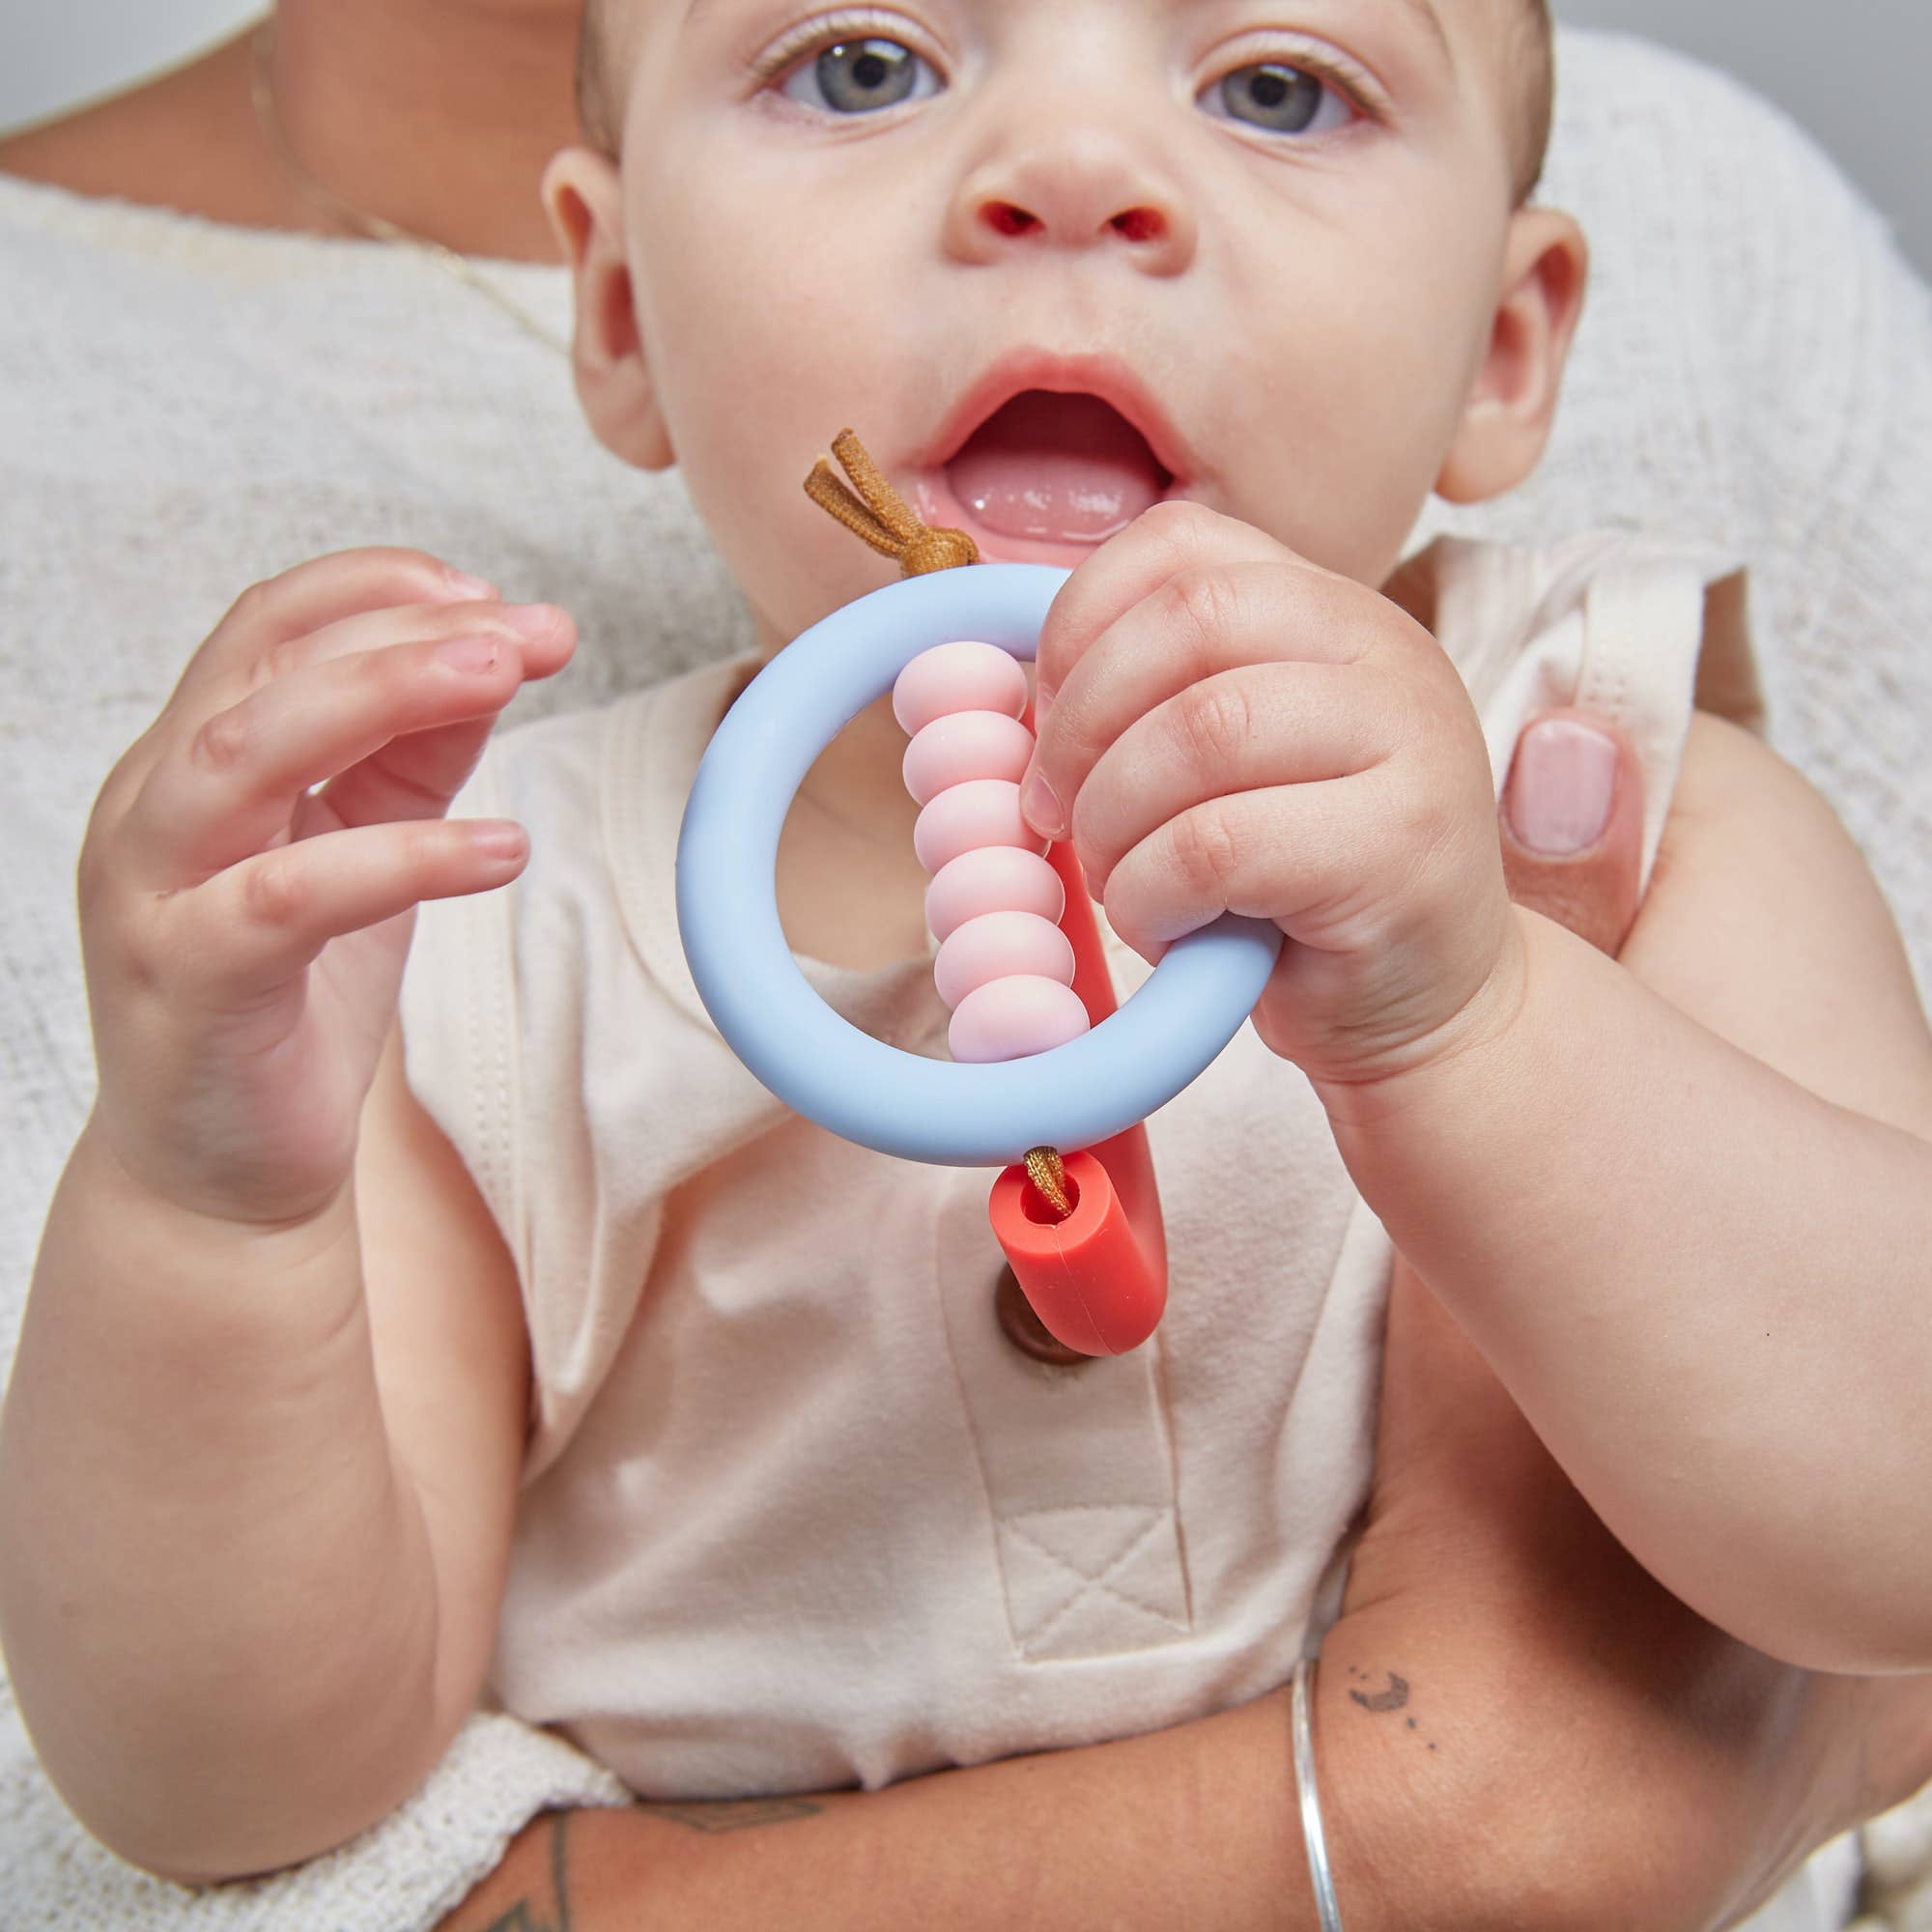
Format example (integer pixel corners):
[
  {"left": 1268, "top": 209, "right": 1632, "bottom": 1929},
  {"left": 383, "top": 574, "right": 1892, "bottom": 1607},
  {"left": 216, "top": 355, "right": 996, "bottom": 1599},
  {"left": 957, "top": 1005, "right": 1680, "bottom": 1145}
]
[
  {"left": 78, "top": 549, "right": 573, "bottom": 1226},
  {"left": 1024, "top": 502, "right": 1518, "bottom": 1094}
]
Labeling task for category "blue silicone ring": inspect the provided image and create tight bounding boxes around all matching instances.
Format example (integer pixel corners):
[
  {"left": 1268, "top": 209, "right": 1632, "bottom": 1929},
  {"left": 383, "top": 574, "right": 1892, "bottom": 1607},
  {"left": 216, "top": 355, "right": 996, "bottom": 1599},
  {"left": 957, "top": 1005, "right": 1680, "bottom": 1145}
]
[{"left": 675, "top": 565, "right": 1284, "bottom": 1168}]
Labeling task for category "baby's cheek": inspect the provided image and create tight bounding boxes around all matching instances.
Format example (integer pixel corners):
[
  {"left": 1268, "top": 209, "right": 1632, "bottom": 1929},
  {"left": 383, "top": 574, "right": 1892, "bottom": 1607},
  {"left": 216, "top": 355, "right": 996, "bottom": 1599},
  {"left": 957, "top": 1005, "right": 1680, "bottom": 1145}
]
[
  {"left": 1231, "top": 243, "right": 1492, "bottom": 579},
  {"left": 656, "top": 334, "right": 898, "bottom": 631}
]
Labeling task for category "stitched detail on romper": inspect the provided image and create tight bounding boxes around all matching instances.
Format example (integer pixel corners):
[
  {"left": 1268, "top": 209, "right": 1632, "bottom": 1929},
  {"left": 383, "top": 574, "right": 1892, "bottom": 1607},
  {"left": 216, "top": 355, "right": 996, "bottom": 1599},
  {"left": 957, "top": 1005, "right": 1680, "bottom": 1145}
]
[
  {"left": 999, "top": 1507, "right": 1189, "bottom": 1654},
  {"left": 1579, "top": 569, "right": 1636, "bottom": 737}
]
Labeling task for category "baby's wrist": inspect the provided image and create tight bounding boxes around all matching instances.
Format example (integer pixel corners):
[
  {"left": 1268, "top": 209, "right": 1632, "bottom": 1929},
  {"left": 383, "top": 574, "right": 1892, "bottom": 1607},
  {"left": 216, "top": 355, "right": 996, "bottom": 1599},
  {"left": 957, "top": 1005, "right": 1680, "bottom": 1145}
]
[
  {"left": 61, "top": 1111, "right": 360, "bottom": 1294},
  {"left": 1311, "top": 907, "right": 1537, "bottom": 1148},
  {"left": 81, "top": 1092, "right": 354, "bottom": 1238}
]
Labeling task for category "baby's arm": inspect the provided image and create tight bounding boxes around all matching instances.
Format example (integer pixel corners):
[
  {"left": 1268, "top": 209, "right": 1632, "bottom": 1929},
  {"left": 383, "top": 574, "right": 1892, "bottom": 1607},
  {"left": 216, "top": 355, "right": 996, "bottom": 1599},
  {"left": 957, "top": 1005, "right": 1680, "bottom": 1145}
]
[
  {"left": 1028, "top": 502, "right": 1932, "bottom": 1673},
  {"left": 1330, "top": 708, "right": 1932, "bottom": 1673},
  {"left": 0, "top": 553, "right": 561, "bottom": 1882}
]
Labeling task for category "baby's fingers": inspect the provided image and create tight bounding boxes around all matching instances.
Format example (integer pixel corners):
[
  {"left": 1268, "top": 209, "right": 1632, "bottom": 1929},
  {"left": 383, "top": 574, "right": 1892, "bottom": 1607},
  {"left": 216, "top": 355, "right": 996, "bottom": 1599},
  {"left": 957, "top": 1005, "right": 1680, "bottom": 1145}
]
[
  {"left": 124, "top": 632, "right": 531, "bottom": 887},
  {"left": 1035, "top": 502, "right": 1291, "bottom": 716},
  {"left": 1026, "top": 554, "right": 1376, "bottom": 842},
  {"left": 246, "top": 595, "right": 574, "bottom": 694},
  {"left": 175, "top": 549, "right": 498, "bottom": 706},
  {"left": 1100, "top": 768, "right": 1489, "bottom": 961},
  {"left": 1067, "top": 661, "right": 1396, "bottom": 898},
  {"left": 1098, "top": 781, "right": 1361, "bottom": 958},
  {"left": 190, "top": 819, "right": 527, "bottom": 1005}
]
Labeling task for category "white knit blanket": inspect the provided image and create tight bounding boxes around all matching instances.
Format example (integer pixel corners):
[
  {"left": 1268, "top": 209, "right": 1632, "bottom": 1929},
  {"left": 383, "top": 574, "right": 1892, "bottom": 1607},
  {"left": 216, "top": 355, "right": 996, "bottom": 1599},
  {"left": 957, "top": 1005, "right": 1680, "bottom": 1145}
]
[{"left": 1, "top": 28, "right": 1927, "bottom": 1929}]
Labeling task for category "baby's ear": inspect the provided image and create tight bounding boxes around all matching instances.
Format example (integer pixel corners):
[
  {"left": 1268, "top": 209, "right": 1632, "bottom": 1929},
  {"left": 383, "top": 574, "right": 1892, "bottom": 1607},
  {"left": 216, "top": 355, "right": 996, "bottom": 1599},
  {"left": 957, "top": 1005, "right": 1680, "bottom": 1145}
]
[
  {"left": 1435, "top": 208, "right": 1588, "bottom": 505},
  {"left": 542, "top": 148, "right": 674, "bottom": 471}
]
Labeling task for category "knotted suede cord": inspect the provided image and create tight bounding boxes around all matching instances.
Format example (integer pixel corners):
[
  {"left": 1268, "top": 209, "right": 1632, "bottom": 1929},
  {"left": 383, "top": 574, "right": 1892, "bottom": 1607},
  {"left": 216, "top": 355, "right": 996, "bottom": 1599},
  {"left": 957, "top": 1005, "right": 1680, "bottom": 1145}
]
[
  {"left": 804, "top": 428, "right": 981, "bottom": 578},
  {"left": 804, "top": 429, "right": 1072, "bottom": 1221}
]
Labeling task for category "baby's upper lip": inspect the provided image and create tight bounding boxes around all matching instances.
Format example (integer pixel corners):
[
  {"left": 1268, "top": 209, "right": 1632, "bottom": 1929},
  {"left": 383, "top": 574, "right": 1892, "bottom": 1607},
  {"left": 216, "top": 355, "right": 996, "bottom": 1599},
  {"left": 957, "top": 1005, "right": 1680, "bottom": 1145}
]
[{"left": 919, "top": 350, "right": 1197, "bottom": 485}]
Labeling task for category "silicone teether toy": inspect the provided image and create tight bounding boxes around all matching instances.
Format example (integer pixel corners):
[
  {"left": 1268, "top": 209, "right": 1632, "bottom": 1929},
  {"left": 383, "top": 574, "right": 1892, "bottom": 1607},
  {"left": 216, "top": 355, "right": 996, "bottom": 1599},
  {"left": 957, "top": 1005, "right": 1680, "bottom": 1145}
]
[
  {"left": 895, "top": 639, "right": 1091, "bottom": 1065},
  {"left": 675, "top": 432, "right": 1284, "bottom": 1355}
]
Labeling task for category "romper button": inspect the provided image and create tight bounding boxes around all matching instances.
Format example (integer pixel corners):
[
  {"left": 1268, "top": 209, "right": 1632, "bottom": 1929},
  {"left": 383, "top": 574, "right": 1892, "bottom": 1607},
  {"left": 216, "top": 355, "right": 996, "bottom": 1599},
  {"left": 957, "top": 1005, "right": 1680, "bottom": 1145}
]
[{"left": 994, "top": 1265, "right": 1093, "bottom": 1368}]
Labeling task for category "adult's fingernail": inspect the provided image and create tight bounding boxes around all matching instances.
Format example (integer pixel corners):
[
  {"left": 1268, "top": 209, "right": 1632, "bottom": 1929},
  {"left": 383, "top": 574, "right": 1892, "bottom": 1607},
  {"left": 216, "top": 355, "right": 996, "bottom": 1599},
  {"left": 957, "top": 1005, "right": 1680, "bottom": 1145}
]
[
  {"left": 1507, "top": 720, "right": 1618, "bottom": 855},
  {"left": 1020, "top": 763, "right": 1065, "bottom": 840}
]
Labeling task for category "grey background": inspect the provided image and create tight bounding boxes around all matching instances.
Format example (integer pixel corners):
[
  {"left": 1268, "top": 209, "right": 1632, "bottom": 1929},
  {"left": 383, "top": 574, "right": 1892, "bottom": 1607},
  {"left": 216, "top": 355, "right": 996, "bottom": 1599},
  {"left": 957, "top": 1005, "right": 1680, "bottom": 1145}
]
[{"left": 0, "top": 0, "right": 1926, "bottom": 276}]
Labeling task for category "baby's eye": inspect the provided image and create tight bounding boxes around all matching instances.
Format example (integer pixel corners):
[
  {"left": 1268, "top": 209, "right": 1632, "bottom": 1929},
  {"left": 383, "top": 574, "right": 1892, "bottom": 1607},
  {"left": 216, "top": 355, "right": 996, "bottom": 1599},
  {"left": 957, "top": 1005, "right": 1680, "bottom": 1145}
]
[
  {"left": 780, "top": 37, "right": 941, "bottom": 115},
  {"left": 1201, "top": 61, "right": 1354, "bottom": 138}
]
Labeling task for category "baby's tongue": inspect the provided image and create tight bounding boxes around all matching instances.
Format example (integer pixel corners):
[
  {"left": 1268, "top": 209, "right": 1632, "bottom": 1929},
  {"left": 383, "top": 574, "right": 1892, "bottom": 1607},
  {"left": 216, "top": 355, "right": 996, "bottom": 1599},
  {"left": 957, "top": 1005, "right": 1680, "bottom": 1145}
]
[{"left": 947, "top": 391, "right": 1168, "bottom": 543}]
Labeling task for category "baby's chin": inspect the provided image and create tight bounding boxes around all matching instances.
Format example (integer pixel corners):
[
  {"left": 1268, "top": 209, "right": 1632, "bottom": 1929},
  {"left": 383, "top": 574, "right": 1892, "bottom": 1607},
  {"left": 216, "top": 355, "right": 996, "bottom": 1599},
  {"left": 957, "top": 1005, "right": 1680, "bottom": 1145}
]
[
  {"left": 745, "top": 530, "right": 1100, "bottom": 657},
  {"left": 732, "top": 520, "right": 1056, "bottom": 656},
  {"left": 743, "top": 551, "right": 901, "bottom": 658}
]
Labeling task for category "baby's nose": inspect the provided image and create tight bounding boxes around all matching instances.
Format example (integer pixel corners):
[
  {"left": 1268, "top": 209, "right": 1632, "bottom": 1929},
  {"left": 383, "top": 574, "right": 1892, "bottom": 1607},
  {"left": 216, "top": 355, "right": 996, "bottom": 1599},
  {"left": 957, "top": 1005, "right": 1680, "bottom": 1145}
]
[{"left": 945, "top": 128, "right": 1196, "bottom": 274}]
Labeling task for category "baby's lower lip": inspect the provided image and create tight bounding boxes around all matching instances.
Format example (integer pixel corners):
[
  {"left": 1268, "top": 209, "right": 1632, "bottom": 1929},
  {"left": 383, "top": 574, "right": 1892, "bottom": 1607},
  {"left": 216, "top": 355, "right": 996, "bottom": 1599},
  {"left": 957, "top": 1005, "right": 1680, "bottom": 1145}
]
[
  {"left": 913, "top": 471, "right": 1181, "bottom": 569},
  {"left": 939, "top": 391, "right": 1174, "bottom": 546}
]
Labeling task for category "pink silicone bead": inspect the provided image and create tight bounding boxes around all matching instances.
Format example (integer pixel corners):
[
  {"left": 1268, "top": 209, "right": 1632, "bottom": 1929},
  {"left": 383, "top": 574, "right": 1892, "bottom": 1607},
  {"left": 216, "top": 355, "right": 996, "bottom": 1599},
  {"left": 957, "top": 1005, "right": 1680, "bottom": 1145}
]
[
  {"left": 893, "top": 640, "right": 1029, "bottom": 737},
  {"left": 925, "top": 846, "right": 1065, "bottom": 944},
  {"left": 913, "top": 779, "right": 1044, "bottom": 876},
  {"left": 893, "top": 640, "right": 1089, "bottom": 1065},
  {"left": 950, "top": 976, "right": 1093, "bottom": 1064},
  {"left": 933, "top": 910, "right": 1076, "bottom": 1011},
  {"left": 903, "top": 710, "right": 1037, "bottom": 807}
]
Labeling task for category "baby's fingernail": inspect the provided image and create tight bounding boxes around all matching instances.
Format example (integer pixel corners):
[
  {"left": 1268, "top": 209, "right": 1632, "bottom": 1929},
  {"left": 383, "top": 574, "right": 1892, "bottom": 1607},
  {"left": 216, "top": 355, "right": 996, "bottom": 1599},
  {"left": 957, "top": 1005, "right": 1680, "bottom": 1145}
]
[
  {"left": 1020, "top": 765, "right": 1065, "bottom": 839},
  {"left": 1507, "top": 720, "right": 1618, "bottom": 854},
  {"left": 471, "top": 821, "right": 527, "bottom": 863},
  {"left": 442, "top": 569, "right": 499, "bottom": 600},
  {"left": 437, "top": 635, "right": 501, "bottom": 674},
  {"left": 501, "top": 604, "right": 565, "bottom": 641}
]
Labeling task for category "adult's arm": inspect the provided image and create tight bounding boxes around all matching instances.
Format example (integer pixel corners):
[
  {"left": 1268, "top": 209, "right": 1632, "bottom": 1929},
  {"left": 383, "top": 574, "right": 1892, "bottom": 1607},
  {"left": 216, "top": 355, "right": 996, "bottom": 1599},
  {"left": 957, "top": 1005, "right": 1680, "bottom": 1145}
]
[
  {"left": 435, "top": 719, "right": 1932, "bottom": 1932},
  {"left": 440, "top": 1262, "right": 1931, "bottom": 1932}
]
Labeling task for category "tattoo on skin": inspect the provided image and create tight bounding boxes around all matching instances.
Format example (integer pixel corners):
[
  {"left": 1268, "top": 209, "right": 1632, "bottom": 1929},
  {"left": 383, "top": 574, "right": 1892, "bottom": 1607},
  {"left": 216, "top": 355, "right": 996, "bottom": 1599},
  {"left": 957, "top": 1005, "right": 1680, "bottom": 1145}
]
[
  {"left": 473, "top": 1797, "right": 829, "bottom": 1929},
  {"left": 1349, "top": 1670, "right": 1410, "bottom": 1714},
  {"left": 1343, "top": 1663, "right": 1439, "bottom": 1750},
  {"left": 479, "top": 1810, "right": 574, "bottom": 1932}
]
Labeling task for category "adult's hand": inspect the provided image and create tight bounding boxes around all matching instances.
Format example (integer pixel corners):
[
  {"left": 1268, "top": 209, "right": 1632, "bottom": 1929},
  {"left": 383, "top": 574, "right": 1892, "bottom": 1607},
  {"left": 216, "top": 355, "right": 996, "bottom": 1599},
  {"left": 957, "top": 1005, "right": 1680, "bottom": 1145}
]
[{"left": 436, "top": 712, "right": 1932, "bottom": 1932}]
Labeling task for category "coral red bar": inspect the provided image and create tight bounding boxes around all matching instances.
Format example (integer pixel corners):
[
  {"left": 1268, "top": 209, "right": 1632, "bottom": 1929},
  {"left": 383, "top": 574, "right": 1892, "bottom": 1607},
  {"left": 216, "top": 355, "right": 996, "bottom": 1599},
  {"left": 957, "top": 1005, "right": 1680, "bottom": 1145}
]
[{"left": 985, "top": 832, "right": 1169, "bottom": 1356}]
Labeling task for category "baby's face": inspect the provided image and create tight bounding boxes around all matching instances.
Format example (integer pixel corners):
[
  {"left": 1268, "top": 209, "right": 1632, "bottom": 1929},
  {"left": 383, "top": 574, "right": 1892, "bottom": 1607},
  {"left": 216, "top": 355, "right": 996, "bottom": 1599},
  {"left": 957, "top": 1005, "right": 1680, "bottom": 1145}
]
[{"left": 590, "top": 0, "right": 1553, "bottom": 645}]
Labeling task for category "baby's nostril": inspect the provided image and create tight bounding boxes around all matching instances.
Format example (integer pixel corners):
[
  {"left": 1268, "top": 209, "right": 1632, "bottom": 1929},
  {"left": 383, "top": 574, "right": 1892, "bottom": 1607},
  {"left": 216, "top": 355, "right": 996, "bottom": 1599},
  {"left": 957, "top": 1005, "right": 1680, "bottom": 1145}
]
[
  {"left": 982, "top": 202, "right": 1042, "bottom": 238},
  {"left": 1112, "top": 208, "right": 1166, "bottom": 243}
]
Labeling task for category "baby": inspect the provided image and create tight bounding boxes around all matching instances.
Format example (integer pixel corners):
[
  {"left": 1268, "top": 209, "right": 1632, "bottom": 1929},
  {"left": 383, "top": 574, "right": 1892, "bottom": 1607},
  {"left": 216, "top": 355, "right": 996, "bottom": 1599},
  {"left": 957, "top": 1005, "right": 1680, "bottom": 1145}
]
[{"left": 6, "top": 0, "right": 1932, "bottom": 1890}]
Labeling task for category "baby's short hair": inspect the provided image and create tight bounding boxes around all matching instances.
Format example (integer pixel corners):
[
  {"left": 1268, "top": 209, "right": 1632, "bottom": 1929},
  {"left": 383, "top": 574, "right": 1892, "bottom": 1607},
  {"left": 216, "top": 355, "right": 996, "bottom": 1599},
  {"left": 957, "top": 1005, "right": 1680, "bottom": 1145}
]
[
  {"left": 576, "top": 2, "right": 619, "bottom": 156},
  {"left": 1507, "top": 0, "right": 1556, "bottom": 203},
  {"left": 578, "top": 1, "right": 1555, "bottom": 206}
]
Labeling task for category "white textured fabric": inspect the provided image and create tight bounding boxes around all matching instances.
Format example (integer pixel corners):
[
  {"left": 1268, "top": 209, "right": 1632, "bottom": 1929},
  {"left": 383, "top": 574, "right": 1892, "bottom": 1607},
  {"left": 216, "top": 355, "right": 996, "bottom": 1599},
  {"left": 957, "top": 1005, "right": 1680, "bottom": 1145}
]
[
  {"left": 0, "top": 24, "right": 1926, "bottom": 1928},
  {"left": 0, "top": 155, "right": 745, "bottom": 1932},
  {"left": 0, "top": 1674, "right": 628, "bottom": 1932},
  {"left": 398, "top": 531, "right": 1730, "bottom": 1802}
]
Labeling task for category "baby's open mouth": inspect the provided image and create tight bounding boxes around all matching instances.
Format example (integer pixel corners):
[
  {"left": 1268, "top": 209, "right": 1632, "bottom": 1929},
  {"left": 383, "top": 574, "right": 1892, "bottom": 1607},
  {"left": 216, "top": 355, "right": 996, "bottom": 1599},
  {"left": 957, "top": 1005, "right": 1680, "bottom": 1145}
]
[{"left": 944, "top": 391, "right": 1175, "bottom": 546}]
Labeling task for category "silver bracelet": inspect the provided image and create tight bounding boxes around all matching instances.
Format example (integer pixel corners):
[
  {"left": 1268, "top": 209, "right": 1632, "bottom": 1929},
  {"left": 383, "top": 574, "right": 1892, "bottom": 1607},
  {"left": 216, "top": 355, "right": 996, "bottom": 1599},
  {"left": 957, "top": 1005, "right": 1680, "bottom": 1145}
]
[{"left": 1292, "top": 1656, "right": 1347, "bottom": 1931}]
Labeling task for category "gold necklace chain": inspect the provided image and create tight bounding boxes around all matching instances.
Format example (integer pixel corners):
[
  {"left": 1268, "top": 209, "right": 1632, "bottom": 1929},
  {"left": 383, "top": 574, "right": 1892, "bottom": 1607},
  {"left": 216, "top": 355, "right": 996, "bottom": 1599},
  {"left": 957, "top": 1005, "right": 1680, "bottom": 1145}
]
[{"left": 247, "top": 21, "right": 572, "bottom": 358}]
